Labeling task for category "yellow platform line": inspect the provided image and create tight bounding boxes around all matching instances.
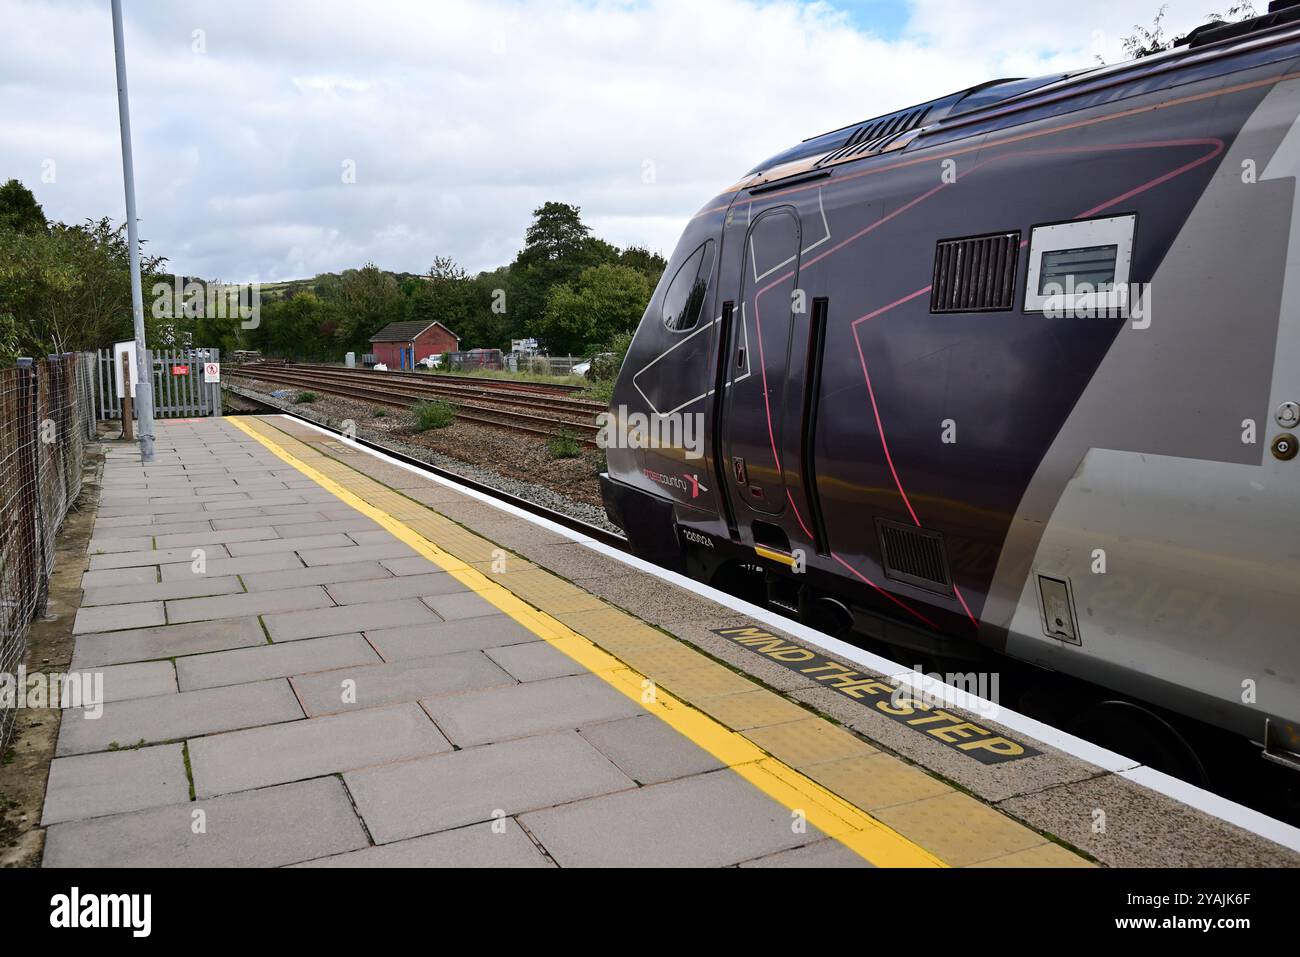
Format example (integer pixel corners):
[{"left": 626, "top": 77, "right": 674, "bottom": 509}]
[{"left": 229, "top": 416, "right": 944, "bottom": 868}]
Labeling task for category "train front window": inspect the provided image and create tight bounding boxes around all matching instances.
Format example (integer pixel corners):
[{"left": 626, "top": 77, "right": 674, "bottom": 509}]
[{"left": 662, "top": 240, "right": 715, "bottom": 332}]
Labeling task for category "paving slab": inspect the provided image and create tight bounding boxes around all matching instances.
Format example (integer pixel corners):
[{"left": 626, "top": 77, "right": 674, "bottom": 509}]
[
  {"left": 299, "top": 542, "right": 420, "bottom": 565},
  {"left": 227, "top": 533, "right": 355, "bottom": 555},
  {"left": 41, "top": 745, "right": 189, "bottom": 825},
  {"left": 292, "top": 650, "right": 514, "bottom": 716},
  {"left": 70, "top": 617, "right": 269, "bottom": 669},
  {"left": 520, "top": 768, "right": 824, "bottom": 868},
  {"left": 275, "top": 518, "right": 380, "bottom": 537},
  {"left": 419, "top": 591, "right": 500, "bottom": 621},
  {"left": 81, "top": 575, "right": 243, "bottom": 607},
  {"left": 366, "top": 616, "right": 539, "bottom": 661},
  {"left": 264, "top": 598, "right": 440, "bottom": 642},
  {"left": 56, "top": 679, "right": 304, "bottom": 756},
  {"left": 294, "top": 818, "right": 552, "bottom": 868},
  {"left": 326, "top": 572, "right": 468, "bottom": 604},
  {"left": 152, "top": 527, "right": 281, "bottom": 548},
  {"left": 380, "top": 555, "right": 446, "bottom": 576},
  {"left": 176, "top": 633, "right": 380, "bottom": 690},
  {"left": 740, "top": 839, "right": 873, "bottom": 868},
  {"left": 203, "top": 493, "right": 308, "bottom": 511},
  {"left": 422, "top": 673, "right": 646, "bottom": 747},
  {"left": 240, "top": 561, "right": 393, "bottom": 593},
  {"left": 484, "top": 641, "right": 586, "bottom": 682},
  {"left": 89, "top": 545, "right": 231, "bottom": 570},
  {"left": 80, "top": 566, "right": 159, "bottom": 589},
  {"left": 72, "top": 602, "right": 165, "bottom": 635},
  {"left": 92, "top": 522, "right": 215, "bottom": 541},
  {"left": 79, "top": 660, "right": 178, "bottom": 704},
  {"left": 158, "top": 552, "right": 303, "bottom": 581},
  {"left": 87, "top": 535, "right": 155, "bottom": 554},
  {"left": 165, "top": 585, "right": 334, "bottom": 624},
  {"left": 577, "top": 714, "right": 725, "bottom": 785},
  {"left": 43, "top": 778, "right": 368, "bottom": 868},
  {"left": 188, "top": 702, "right": 451, "bottom": 798},
  {"left": 344, "top": 730, "right": 636, "bottom": 844},
  {"left": 210, "top": 511, "right": 328, "bottom": 530},
  {"left": 344, "top": 529, "right": 400, "bottom": 546}
]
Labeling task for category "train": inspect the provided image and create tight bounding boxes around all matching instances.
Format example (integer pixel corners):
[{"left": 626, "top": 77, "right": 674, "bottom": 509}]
[{"left": 601, "top": 3, "right": 1300, "bottom": 796}]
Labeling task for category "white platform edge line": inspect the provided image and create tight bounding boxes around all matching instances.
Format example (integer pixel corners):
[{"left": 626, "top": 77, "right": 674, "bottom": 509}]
[{"left": 279, "top": 415, "right": 1300, "bottom": 854}]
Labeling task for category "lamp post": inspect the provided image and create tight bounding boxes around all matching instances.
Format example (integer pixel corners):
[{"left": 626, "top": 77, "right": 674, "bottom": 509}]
[{"left": 110, "top": 0, "right": 155, "bottom": 462}]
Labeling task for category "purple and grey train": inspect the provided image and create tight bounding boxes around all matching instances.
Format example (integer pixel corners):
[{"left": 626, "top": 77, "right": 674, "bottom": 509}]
[{"left": 601, "top": 5, "right": 1300, "bottom": 785}]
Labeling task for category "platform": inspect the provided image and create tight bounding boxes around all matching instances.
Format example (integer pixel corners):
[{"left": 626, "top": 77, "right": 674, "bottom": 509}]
[{"left": 36, "top": 416, "right": 1300, "bottom": 867}]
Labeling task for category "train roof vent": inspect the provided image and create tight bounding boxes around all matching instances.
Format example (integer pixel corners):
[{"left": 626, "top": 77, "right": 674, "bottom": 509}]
[
  {"left": 876, "top": 519, "right": 953, "bottom": 594},
  {"left": 816, "top": 106, "right": 931, "bottom": 167},
  {"left": 930, "top": 231, "right": 1020, "bottom": 313}
]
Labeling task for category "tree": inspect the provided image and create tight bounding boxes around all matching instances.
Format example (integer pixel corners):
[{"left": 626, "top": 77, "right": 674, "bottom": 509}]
[
  {"left": 0, "top": 216, "right": 168, "bottom": 360},
  {"left": 618, "top": 245, "right": 668, "bottom": 286},
  {"left": 507, "top": 202, "right": 621, "bottom": 335},
  {"left": 334, "top": 263, "right": 403, "bottom": 353},
  {"left": 1111, "top": 3, "right": 1256, "bottom": 61},
  {"left": 0, "top": 179, "right": 47, "bottom": 234},
  {"left": 534, "top": 263, "right": 652, "bottom": 355},
  {"left": 406, "top": 255, "right": 479, "bottom": 343}
]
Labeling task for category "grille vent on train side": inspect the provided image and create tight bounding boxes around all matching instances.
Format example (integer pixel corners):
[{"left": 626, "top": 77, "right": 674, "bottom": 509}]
[
  {"left": 816, "top": 106, "right": 931, "bottom": 167},
  {"left": 930, "top": 231, "right": 1019, "bottom": 313},
  {"left": 876, "top": 519, "right": 953, "bottom": 594}
]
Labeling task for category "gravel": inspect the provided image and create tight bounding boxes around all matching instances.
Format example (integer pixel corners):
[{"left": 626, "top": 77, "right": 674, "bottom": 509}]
[{"left": 226, "top": 380, "right": 620, "bottom": 533}]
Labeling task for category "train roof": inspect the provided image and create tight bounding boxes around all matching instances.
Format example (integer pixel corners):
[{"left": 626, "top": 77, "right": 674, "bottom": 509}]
[{"left": 745, "top": 0, "right": 1300, "bottom": 179}]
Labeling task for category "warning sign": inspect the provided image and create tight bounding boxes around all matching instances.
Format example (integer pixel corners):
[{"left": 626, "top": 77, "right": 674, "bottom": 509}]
[
  {"left": 204, "top": 362, "right": 221, "bottom": 383},
  {"left": 711, "top": 625, "right": 1039, "bottom": 764},
  {"left": 171, "top": 365, "right": 190, "bottom": 376}
]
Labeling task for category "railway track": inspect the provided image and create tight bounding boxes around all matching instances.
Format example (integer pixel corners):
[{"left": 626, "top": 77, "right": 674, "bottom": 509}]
[
  {"left": 259, "top": 407, "right": 628, "bottom": 550},
  {"left": 258, "top": 364, "right": 605, "bottom": 418},
  {"left": 226, "top": 365, "right": 602, "bottom": 446},
  {"left": 291, "top": 362, "right": 590, "bottom": 398}
]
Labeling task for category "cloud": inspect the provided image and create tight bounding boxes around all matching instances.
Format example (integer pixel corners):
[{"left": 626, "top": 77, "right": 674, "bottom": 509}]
[{"left": 0, "top": 0, "right": 1220, "bottom": 281}]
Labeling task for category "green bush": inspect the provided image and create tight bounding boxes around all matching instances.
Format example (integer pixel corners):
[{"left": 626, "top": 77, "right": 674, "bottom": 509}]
[
  {"left": 372, "top": 408, "right": 387, "bottom": 418},
  {"left": 545, "top": 429, "right": 583, "bottom": 459},
  {"left": 293, "top": 391, "right": 318, "bottom": 404},
  {"left": 412, "top": 399, "right": 457, "bottom": 431}
]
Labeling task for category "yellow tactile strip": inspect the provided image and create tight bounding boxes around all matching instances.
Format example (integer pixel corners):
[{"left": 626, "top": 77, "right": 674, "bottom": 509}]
[{"left": 233, "top": 416, "right": 1091, "bottom": 868}]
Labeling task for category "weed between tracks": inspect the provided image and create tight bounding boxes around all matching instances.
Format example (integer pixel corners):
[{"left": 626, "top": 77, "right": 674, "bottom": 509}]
[
  {"left": 412, "top": 399, "right": 457, "bottom": 431},
  {"left": 546, "top": 429, "right": 583, "bottom": 459}
]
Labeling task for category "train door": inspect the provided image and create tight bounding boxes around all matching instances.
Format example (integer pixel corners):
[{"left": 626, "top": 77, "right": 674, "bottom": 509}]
[{"left": 717, "top": 206, "right": 806, "bottom": 544}]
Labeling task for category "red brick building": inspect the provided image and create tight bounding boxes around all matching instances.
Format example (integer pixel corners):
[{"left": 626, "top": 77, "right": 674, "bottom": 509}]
[{"left": 369, "top": 321, "right": 460, "bottom": 369}]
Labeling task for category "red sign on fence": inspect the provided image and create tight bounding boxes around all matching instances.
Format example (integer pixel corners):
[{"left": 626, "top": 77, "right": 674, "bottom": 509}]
[{"left": 171, "top": 365, "right": 190, "bottom": 376}]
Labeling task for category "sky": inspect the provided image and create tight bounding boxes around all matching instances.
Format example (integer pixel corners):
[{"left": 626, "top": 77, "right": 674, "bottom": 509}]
[{"left": 0, "top": 0, "right": 1232, "bottom": 283}]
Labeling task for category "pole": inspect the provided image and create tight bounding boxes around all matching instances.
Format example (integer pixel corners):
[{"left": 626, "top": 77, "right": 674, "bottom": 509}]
[
  {"left": 119, "top": 351, "right": 134, "bottom": 441},
  {"left": 110, "top": 0, "right": 155, "bottom": 463}
]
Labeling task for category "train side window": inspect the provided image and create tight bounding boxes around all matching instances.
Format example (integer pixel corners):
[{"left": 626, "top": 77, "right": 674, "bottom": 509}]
[
  {"left": 1024, "top": 214, "right": 1136, "bottom": 316},
  {"left": 663, "top": 240, "right": 716, "bottom": 332}
]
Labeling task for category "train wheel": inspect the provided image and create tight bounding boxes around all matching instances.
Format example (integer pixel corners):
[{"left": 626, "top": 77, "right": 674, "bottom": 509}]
[{"left": 1068, "top": 700, "right": 1210, "bottom": 788}]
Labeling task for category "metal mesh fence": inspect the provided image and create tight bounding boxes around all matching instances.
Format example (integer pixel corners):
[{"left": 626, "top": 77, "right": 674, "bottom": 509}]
[{"left": 0, "top": 354, "right": 94, "bottom": 753}]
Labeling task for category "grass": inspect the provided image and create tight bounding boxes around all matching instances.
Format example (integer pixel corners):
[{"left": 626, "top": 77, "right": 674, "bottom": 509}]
[
  {"left": 293, "top": 391, "right": 319, "bottom": 404},
  {"left": 545, "top": 429, "right": 583, "bottom": 459},
  {"left": 372, "top": 408, "right": 387, "bottom": 418},
  {"left": 412, "top": 399, "right": 457, "bottom": 431},
  {"left": 582, "top": 378, "right": 615, "bottom": 404}
]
